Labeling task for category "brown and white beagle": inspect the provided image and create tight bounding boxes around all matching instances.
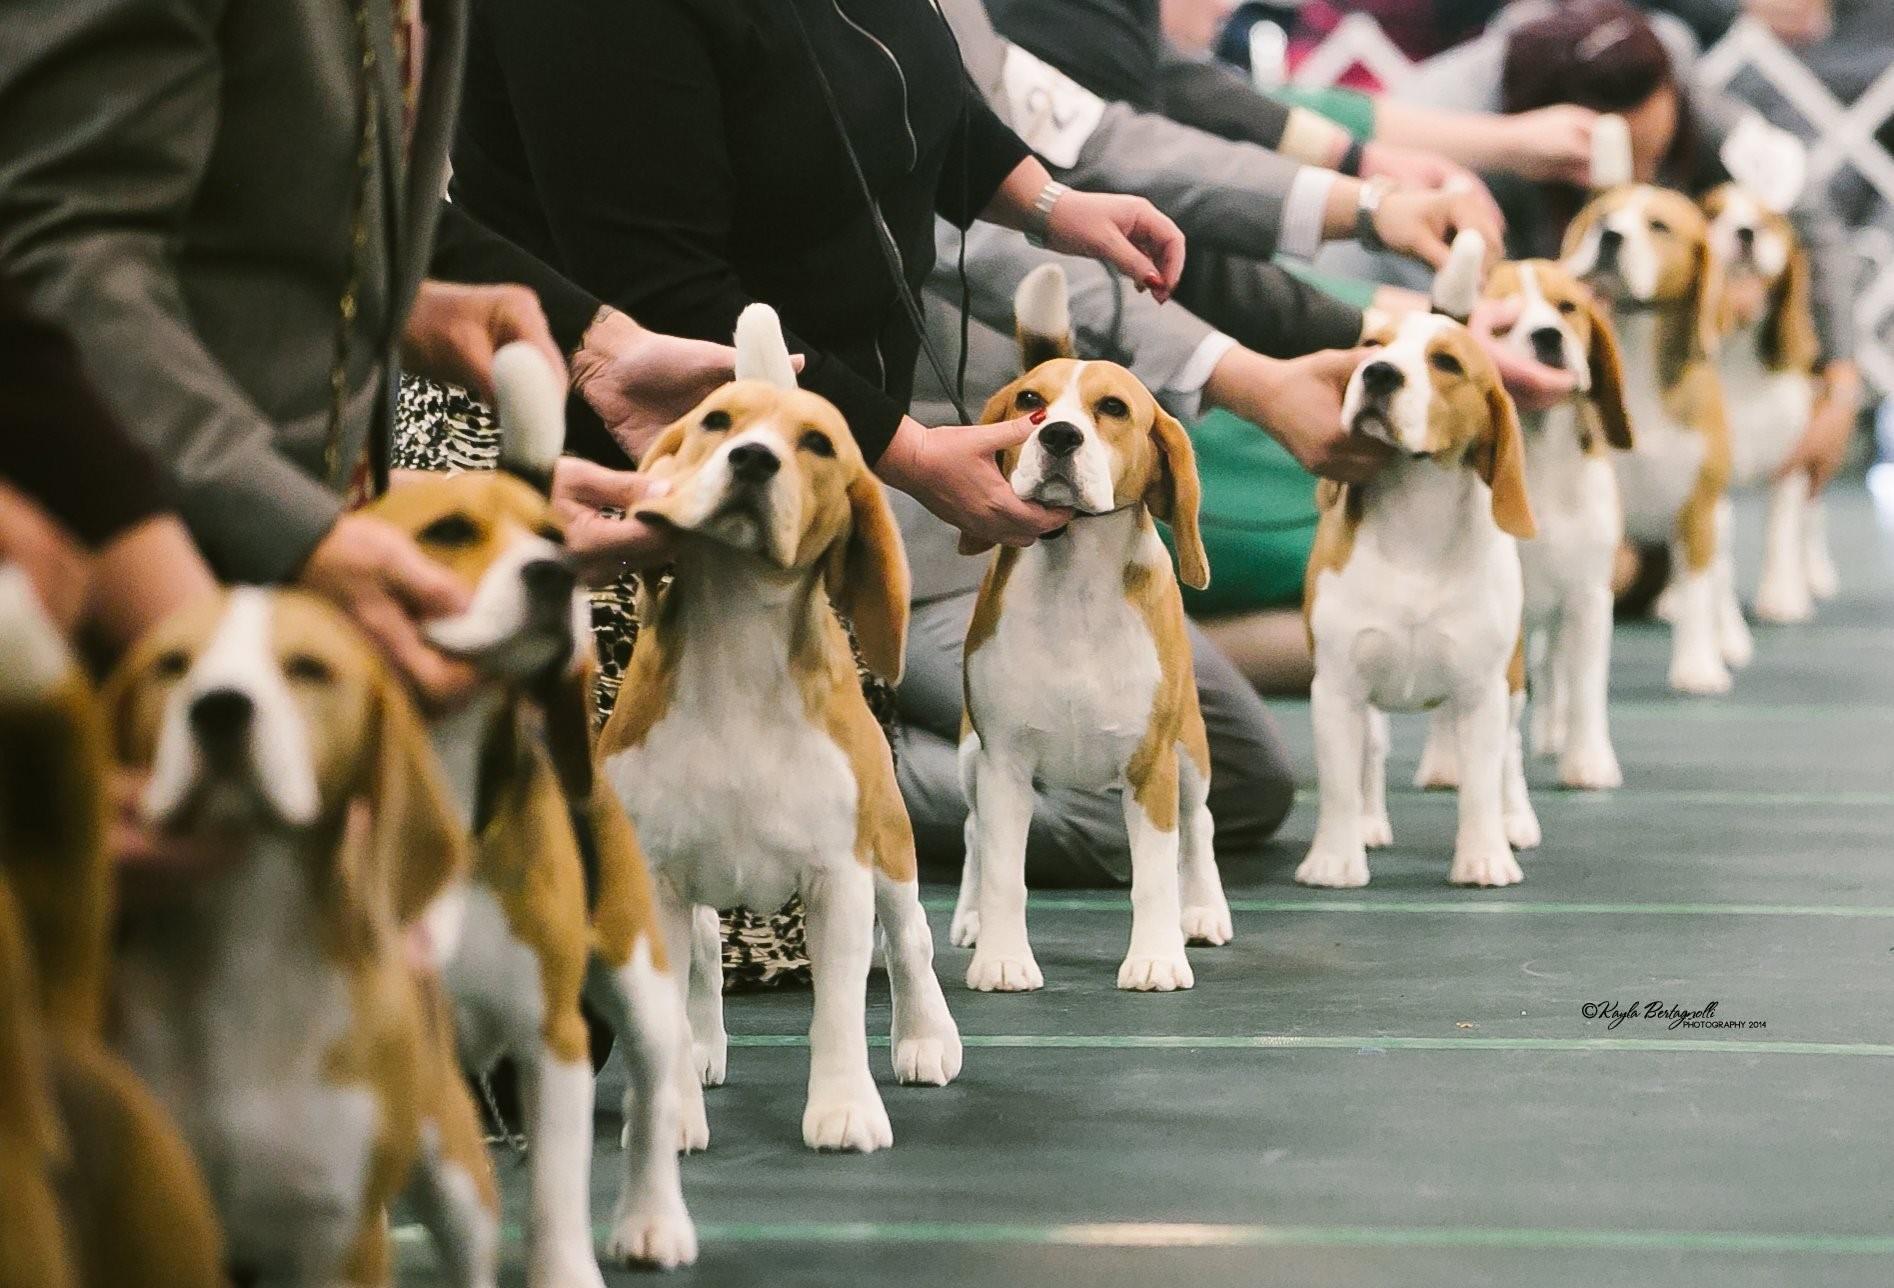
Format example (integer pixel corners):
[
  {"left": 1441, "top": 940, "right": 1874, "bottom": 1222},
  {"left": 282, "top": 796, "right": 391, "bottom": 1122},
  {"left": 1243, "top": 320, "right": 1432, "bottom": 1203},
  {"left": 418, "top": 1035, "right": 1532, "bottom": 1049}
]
[
  {"left": 1299, "top": 233, "right": 1539, "bottom": 889},
  {"left": 1701, "top": 181, "right": 1835, "bottom": 625},
  {"left": 1562, "top": 180, "right": 1738, "bottom": 694},
  {"left": 0, "top": 565, "right": 224, "bottom": 1288},
  {"left": 107, "top": 587, "right": 497, "bottom": 1288},
  {"left": 599, "top": 306, "right": 960, "bottom": 1154},
  {"left": 363, "top": 344, "right": 695, "bottom": 1274},
  {"left": 949, "top": 263, "right": 1228, "bottom": 994}
]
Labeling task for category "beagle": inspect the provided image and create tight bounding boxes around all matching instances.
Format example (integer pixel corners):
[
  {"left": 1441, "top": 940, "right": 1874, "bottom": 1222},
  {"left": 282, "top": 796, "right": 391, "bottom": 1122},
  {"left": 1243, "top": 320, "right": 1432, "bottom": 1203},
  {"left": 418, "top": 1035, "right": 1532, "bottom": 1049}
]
[
  {"left": 0, "top": 566, "right": 224, "bottom": 1288},
  {"left": 364, "top": 344, "right": 696, "bottom": 1274},
  {"left": 599, "top": 306, "right": 961, "bottom": 1154},
  {"left": 1702, "top": 182, "right": 1835, "bottom": 625},
  {"left": 949, "top": 263, "right": 1228, "bottom": 994},
  {"left": 1468, "top": 260, "right": 1635, "bottom": 791},
  {"left": 1297, "top": 233, "right": 1539, "bottom": 889},
  {"left": 1562, "top": 183, "right": 1737, "bottom": 694},
  {"left": 108, "top": 587, "right": 498, "bottom": 1287}
]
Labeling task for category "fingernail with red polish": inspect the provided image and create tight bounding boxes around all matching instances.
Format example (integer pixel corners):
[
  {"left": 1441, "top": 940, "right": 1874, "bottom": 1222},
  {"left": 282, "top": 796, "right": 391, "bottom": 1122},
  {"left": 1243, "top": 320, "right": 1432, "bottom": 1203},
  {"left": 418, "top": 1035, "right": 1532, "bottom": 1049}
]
[
  {"left": 1029, "top": 409, "right": 1047, "bottom": 424},
  {"left": 1145, "top": 274, "right": 1165, "bottom": 291}
]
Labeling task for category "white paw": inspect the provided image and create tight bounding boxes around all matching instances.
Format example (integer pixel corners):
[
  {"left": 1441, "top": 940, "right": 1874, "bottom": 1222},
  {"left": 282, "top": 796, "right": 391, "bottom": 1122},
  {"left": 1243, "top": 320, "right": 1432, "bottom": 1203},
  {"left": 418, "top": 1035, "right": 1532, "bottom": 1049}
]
[
  {"left": 528, "top": 1249, "right": 608, "bottom": 1288},
  {"left": 1296, "top": 845, "right": 1370, "bottom": 888},
  {"left": 1558, "top": 742, "right": 1622, "bottom": 791},
  {"left": 1505, "top": 807, "right": 1542, "bottom": 851},
  {"left": 892, "top": 1032, "right": 963, "bottom": 1086},
  {"left": 1652, "top": 582, "right": 1680, "bottom": 623},
  {"left": 1669, "top": 654, "right": 1733, "bottom": 696},
  {"left": 966, "top": 950, "right": 1043, "bottom": 992},
  {"left": 1181, "top": 902, "right": 1234, "bottom": 946},
  {"left": 1360, "top": 812, "right": 1393, "bottom": 849},
  {"left": 1720, "top": 621, "right": 1755, "bottom": 669},
  {"left": 1449, "top": 843, "right": 1524, "bottom": 887},
  {"left": 673, "top": 1082, "right": 709, "bottom": 1153},
  {"left": 693, "top": 1036, "right": 727, "bottom": 1088},
  {"left": 949, "top": 906, "right": 981, "bottom": 948},
  {"left": 1754, "top": 581, "right": 1812, "bottom": 623},
  {"left": 1413, "top": 745, "right": 1460, "bottom": 790},
  {"left": 1116, "top": 950, "right": 1194, "bottom": 992},
  {"left": 802, "top": 1088, "right": 893, "bottom": 1153},
  {"left": 1807, "top": 558, "right": 1838, "bottom": 601},
  {"left": 605, "top": 1195, "right": 698, "bottom": 1270}
]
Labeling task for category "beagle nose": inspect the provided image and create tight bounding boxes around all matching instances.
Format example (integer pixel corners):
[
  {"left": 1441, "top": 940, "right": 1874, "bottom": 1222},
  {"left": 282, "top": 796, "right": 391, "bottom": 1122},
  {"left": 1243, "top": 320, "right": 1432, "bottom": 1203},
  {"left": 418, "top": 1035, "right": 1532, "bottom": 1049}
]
[
  {"left": 1530, "top": 326, "right": 1566, "bottom": 367},
  {"left": 1597, "top": 227, "right": 1624, "bottom": 258},
  {"left": 521, "top": 557, "right": 576, "bottom": 602},
  {"left": 1734, "top": 225, "right": 1756, "bottom": 249},
  {"left": 1037, "top": 422, "right": 1084, "bottom": 458},
  {"left": 189, "top": 688, "right": 253, "bottom": 745},
  {"left": 726, "top": 442, "right": 780, "bottom": 484},
  {"left": 1359, "top": 360, "right": 1404, "bottom": 399}
]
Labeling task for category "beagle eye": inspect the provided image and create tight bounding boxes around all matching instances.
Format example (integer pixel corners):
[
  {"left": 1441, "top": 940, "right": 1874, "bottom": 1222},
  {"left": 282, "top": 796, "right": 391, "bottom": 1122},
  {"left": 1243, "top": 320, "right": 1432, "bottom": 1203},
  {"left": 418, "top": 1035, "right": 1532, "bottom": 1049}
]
[
  {"left": 1556, "top": 299, "right": 1579, "bottom": 315},
  {"left": 1429, "top": 351, "right": 1465, "bottom": 377},
  {"left": 536, "top": 524, "right": 565, "bottom": 545},
  {"left": 798, "top": 429, "right": 835, "bottom": 458},
  {"left": 1648, "top": 218, "right": 1673, "bottom": 235},
  {"left": 151, "top": 649, "right": 190, "bottom": 681},
  {"left": 701, "top": 409, "right": 732, "bottom": 432},
  {"left": 1096, "top": 395, "right": 1130, "bottom": 419},
  {"left": 418, "top": 512, "right": 481, "bottom": 547},
  {"left": 1014, "top": 389, "right": 1046, "bottom": 413},
  {"left": 283, "top": 652, "right": 333, "bottom": 685}
]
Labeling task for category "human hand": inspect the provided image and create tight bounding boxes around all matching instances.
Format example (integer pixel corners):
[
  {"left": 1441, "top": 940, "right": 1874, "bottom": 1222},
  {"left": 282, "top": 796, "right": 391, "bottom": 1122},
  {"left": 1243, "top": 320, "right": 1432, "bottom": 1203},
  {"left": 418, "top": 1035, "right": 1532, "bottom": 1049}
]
[
  {"left": 1362, "top": 143, "right": 1505, "bottom": 232},
  {"left": 401, "top": 280, "right": 563, "bottom": 405},
  {"left": 112, "top": 767, "right": 243, "bottom": 890},
  {"left": 1374, "top": 186, "right": 1504, "bottom": 271},
  {"left": 1723, "top": 275, "right": 1769, "bottom": 328},
  {"left": 876, "top": 416, "right": 1072, "bottom": 549},
  {"left": 299, "top": 514, "right": 479, "bottom": 710},
  {"left": 1745, "top": 0, "right": 1832, "bottom": 45},
  {"left": 549, "top": 456, "right": 678, "bottom": 582},
  {"left": 1045, "top": 189, "right": 1187, "bottom": 303},
  {"left": 1469, "top": 297, "right": 1578, "bottom": 413},
  {"left": 1501, "top": 105, "right": 1599, "bottom": 186},
  {"left": 1778, "top": 361, "right": 1860, "bottom": 492},
  {"left": 571, "top": 308, "right": 787, "bottom": 459},
  {"left": 1207, "top": 347, "right": 1393, "bottom": 483},
  {"left": 0, "top": 480, "right": 89, "bottom": 635}
]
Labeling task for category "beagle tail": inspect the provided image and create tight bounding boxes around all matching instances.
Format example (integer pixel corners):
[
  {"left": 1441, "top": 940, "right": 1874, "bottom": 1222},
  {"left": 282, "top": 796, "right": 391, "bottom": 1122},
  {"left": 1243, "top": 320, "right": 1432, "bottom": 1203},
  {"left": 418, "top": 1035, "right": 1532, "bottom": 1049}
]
[
  {"left": 1430, "top": 229, "right": 1486, "bottom": 323},
  {"left": 1013, "top": 263, "right": 1075, "bottom": 371},
  {"left": 735, "top": 303, "right": 799, "bottom": 390},
  {"left": 1590, "top": 113, "right": 1633, "bottom": 191},
  {"left": 493, "top": 341, "right": 567, "bottom": 491}
]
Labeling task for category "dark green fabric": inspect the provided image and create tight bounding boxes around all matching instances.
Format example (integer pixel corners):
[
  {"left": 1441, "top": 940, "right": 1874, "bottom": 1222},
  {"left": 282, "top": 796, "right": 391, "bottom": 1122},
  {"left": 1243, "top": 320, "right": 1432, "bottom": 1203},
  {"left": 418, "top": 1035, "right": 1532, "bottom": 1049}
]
[
  {"left": 1272, "top": 84, "right": 1376, "bottom": 139},
  {"left": 1158, "top": 409, "right": 1320, "bottom": 615}
]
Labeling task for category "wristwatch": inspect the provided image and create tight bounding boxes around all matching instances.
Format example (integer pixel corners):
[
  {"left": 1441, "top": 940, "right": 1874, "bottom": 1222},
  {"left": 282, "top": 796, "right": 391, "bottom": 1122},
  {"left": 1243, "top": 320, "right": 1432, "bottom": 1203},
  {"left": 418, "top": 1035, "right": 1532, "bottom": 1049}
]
[
  {"left": 1354, "top": 177, "right": 1395, "bottom": 253},
  {"left": 1025, "top": 179, "right": 1070, "bottom": 249}
]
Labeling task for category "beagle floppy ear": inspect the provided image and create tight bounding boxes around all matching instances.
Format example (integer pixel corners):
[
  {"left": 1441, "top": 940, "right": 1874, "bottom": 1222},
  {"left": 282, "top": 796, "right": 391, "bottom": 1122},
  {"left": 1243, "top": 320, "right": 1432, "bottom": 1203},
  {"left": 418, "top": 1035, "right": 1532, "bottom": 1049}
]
[
  {"left": 362, "top": 671, "right": 469, "bottom": 924},
  {"left": 825, "top": 471, "right": 911, "bottom": 682},
  {"left": 1584, "top": 298, "right": 1635, "bottom": 449},
  {"left": 1013, "top": 263, "right": 1075, "bottom": 372},
  {"left": 1144, "top": 408, "right": 1209, "bottom": 590},
  {"left": 1763, "top": 244, "right": 1820, "bottom": 373},
  {"left": 1690, "top": 235, "right": 1723, "bottom": 360},
  {"left": 493, "top": 342, "right": 567, "bottom": 494},
  {"left": 1478, "top": 381, "right": 1537, "bottom": 540},
  {"left": 528, "top": 657, "right": 597, "bottom": 804}
]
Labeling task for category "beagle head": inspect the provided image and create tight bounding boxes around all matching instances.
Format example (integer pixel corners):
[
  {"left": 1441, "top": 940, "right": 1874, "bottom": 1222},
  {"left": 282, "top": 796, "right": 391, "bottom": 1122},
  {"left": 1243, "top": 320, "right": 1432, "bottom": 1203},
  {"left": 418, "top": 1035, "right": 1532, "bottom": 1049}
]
[
  {"left": 972, "top": 265, "right": 1208, "bottom": 588},
  {"left": 1483, "top": 260, "right": 1634, "bottom": 449},
  {"left": 634, "top": 307, "right": 910, "bottom": 680},
  {"left": 1345, "top": 313, "right": 1536, "bottom": 540},
  {"left": 1702, "top": 183, "right": 1818, "bottom": 371},
  {"left": 109, "top": 589, "right": 464, "bottom": 922},
  {"left": 1562, "top": 185, "right": 1720, "bottom": 358}
]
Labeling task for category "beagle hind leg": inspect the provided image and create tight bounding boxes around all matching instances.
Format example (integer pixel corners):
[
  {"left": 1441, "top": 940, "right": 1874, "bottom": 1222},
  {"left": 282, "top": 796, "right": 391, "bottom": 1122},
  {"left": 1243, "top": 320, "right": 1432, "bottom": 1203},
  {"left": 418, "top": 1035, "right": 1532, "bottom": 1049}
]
[
  {"left": 686, "top": 906, "right": 727, "bottom": 1088},
  {"left": 964, "top": 747, "right": 1043, "bottom": 992},
  {"left": 1501, "top": 691, "right": 1540, "bottom": 850},
  {"left": 800, "top": 864, "right": 892, "bottom": 1152},
  {"left": 1709, "top": 498, "right": 1754, "bottom": 667},
  {"left": 1666, "top": 549, "right": 1733, "bottom": 696},
  {"left": 1804, "top": 493, "right": 1837, "bottom": 601},
  {"left": 1447, "top": 678, "right": 1523, "bottom": 887},
  {"left": 1177, "top": 751, "right": 1232, "bottom": 946},
  {"left": 874, "top": 872, "right": 963, "bottom": 1085},
  {"left": 1755, "top": 471, "right": 1814, "bottom": 623},
  {"left": 1556, "top": 586, "right": 1623, "bottom": 789},
  {"left": 1527, "top": 623, "right": 1568, "bottom": 760},
  {"left": 1361, "top": 708, "right": 1393, "bottom": 848},
  {"left": 1413, "top": 707, "right": 1460, "bottom": 790},
  {"left": 1296, "top": 676, "right": 1371, "bottom": 888},
  {"left": 949, "top": 733, "right": 982, "bottom": 948},
  {"left": 648, "top": 889, "right": 710, "bottom": 1154}
]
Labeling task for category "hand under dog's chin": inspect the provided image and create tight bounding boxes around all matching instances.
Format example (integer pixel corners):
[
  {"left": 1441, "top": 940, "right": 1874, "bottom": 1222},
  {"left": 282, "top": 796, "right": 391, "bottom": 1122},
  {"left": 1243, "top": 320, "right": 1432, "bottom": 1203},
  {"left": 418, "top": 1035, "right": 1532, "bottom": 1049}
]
[{"left": 639, "top": 501, "right": 791, "bottom": 566}]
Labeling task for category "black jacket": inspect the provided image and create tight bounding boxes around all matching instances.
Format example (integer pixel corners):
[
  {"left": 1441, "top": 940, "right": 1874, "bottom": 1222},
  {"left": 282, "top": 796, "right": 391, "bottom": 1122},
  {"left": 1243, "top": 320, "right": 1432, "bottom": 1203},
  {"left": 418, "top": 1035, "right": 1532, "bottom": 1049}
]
[{"left": 453, "top": 0, "right": 1030, "bottom": 462}]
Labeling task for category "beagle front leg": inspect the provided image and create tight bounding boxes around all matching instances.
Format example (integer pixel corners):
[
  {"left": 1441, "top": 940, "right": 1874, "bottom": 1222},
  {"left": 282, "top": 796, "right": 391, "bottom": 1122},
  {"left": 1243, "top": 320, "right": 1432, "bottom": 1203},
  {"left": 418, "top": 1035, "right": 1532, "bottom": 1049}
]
[
  {"left": 965, "top": 748, "right": 1044, "bottom": 992},
  {"left": 1361, "top": 708, "right": 1393, "bottom": 848},
  {"left": 686, "top": 906, "right": 728, "bottom": 1087},
  {"left": 518, "top": 1039, "right": 608, "bottom": 1288},
  {"left": 949, "top": 734, "right": 983, "bottom": 948},
  {"left": 1804, "top": 495, "right": 1838, "bottom": 601},
  {"left": 650, "top": 886, "right": 710, "bottom": 1154},
  {"left": 1556, "top": 585, "right": 1622, "bottom": 789},
  {"left": 1709, "top": 498, "right": 1754, "bottom": 668},
  {"left": 1447, "top": 678, "right": 1523, "bottom": 887},
  {"left": 1177, "top": 752, "right": 1233, "bottom": 945},
  {"left": 874, "top": 872, "right": 964, "bottom": 1085},
  {"left": 1527, "top": 626, "right": 1569, "bottom": 760},
  {"left": 1296, "top": 675, "right": 1372, "bottom": 888},
  {"left": 1118, "top": 750, "right": 1193, "bottom": 992},
  {"left": 1501, "top": 691, "right": 1540, "bottom": 851},
  {"left": 1755, "top": 471, "right": 1814, "bottom": 623},
  {"left": 800, "top": 863, "right": 891, "bottom": 1152},
  {"left": 1666, "top": 539, "right": 1733, "bottom": 695}
]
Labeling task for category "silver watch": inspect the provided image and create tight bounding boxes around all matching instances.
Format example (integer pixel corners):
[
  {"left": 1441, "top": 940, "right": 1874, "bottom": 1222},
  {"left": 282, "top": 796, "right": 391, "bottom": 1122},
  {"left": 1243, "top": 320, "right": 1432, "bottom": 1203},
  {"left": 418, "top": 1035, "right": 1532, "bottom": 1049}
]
[
  {"left": 1025, "top": 179, "right": 1070, "bottom": 249},
  {"left": 1354, "top": 177, "right": 1394, "bottom": 253}
]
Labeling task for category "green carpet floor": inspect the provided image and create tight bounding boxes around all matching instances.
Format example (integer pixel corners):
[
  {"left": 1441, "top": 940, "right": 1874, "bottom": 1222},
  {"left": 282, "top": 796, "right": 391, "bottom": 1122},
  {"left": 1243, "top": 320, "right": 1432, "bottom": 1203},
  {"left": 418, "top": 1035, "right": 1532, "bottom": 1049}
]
[{"left": 401, "top": 486, "right": 1894, "bottom": 1288}]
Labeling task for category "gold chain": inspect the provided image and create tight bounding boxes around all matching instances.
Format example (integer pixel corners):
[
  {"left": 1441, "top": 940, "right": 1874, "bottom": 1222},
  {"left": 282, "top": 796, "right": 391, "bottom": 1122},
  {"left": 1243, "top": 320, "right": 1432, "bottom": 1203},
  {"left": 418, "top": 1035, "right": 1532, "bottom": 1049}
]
[{"left": 323, "top": 0, "right": 382, "bottom": 487}]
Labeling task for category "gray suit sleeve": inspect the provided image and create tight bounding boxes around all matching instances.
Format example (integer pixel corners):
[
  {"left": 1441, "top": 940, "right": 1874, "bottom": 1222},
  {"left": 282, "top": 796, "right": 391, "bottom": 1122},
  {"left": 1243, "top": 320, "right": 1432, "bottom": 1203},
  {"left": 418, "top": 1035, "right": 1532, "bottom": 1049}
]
[
  {"left": 1062, "top": 103, "right": 1302, "bottom": 261},
  {"left": 1154, "top": 48, "right": 1293, "bottom": 149},
  {"left": 1788, "top": 185, "right": 1857, "bottom": 364},
  {"left": 0, "top": 0, "right": 342, "bottom": 581}
]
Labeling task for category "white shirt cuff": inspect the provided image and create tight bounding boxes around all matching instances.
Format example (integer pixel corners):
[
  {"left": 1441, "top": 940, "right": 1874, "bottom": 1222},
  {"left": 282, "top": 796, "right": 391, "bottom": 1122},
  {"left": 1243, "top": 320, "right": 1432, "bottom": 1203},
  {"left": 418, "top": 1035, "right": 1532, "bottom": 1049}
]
[
  {"left": 1161, "top": 332, "right": 1239, "bottom": 421},
  {"left": 1279, "top": 168, "right": 1340, "bottom": 262}
]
